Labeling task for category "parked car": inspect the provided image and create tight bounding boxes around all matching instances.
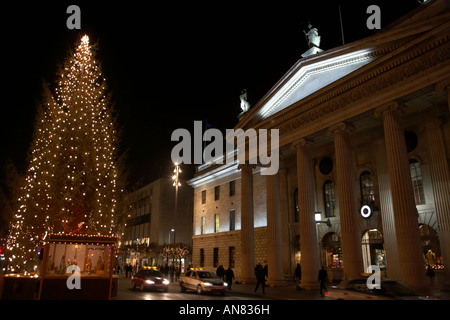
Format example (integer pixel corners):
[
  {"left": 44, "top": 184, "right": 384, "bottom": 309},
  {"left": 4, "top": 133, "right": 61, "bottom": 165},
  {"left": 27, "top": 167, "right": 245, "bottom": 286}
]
[
  {"left": 132, "top": 267, "right": 170, "bottom": 292},
  {"left": 179, "top": 269, "right": 227, "bottom": 295},
  {"left": 327, "top": 278, "right": 432, "bottom": 300}
]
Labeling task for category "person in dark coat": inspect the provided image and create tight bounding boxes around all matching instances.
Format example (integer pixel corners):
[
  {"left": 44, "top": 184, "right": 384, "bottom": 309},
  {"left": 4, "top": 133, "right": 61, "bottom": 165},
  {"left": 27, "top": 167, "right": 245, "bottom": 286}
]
[
  {"left": 216, "top": 265, "right": 225, "bottom": 280},
  {"left": 294, "top": 263, "right": 302, "bottom": 283},
  {"left": 318, "top": 266, "right": 328, "bottom": 296},
  {"left": 254, "top": 264, "right": 266, "bottom": 294},
  {"left": 225, "top": 266, "right": 235, "bottom": 290}
]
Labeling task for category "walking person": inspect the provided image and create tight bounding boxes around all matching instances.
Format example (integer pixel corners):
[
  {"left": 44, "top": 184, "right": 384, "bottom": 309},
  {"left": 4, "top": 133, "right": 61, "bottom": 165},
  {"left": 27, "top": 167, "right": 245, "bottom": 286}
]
[
  {"left": 294, "top": 263, "right": 302, "bottom": 284},
  {"left": 216, "top": 265, "right": 225, "bottom": 280},
  {"left": 225, "top": 266, "right": 235, "bottom": 290},
  {"left": 318, "top": 266, "right": 328, "bottom": 296},
  {"left": 426, "top": 264, "right": 436, "bottom": 293},
  {"left": 254, "top": 264, "right": 266, "bottom": 294}
]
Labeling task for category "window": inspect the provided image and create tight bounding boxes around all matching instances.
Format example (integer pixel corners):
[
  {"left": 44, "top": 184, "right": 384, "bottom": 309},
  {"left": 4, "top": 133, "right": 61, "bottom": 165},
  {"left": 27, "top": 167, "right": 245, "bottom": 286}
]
[
  {"left": 214, "top": 213, "right": 220, "bottom": 233},
  {"left": 200, "top": 249, "right": 205, "bottom": 267},
  {"left": 200, "top": 216, "right": 206, "bottom": 235},
  {"left": 409, "top": 159, "right": 425, "bottom": 205},
  {"left": 229, "top": 210, "right": 236, "bottom": 231},
  {"left": 360, "top": 171, "right": 375, "bottom": 206},
  {"left": 319, "top": 157, "right": 333, "bottom": 175},
  {"left": 229, "top": 246, "right": 235, "bottom": 268},
  {"left": 229, "top": 180, "right": 235, "bottom": 196},
  {"left": 323, "top": 180, "right": 336, "bottom": 218},
  {"left": 201, "top": 190, "right": 206, "bottom": 204},
  {"left": 213, "top": 248, "right": 219, "bottom": 267},
  {"left": 294, "top": 188, "right": 299, "bottom": 223},
  {"left": 215, "top": 186, "right": 220, "bottom": 201}
]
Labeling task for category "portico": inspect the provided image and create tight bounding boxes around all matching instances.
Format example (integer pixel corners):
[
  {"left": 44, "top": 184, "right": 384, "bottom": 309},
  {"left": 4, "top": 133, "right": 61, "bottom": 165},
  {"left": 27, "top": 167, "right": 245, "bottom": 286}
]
[{"left": 188, "top": 0, "right": 450, "bottom": 291}]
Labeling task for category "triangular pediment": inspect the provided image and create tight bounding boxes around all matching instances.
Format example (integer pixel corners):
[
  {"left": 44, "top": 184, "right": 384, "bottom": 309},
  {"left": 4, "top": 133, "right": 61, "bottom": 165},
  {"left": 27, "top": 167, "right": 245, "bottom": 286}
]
[
  {"left": 238, "top": 0, "right": 450, "bottom": 129},
  {"left": 258, "top": 49, "right": 376, "bottom": 119}
]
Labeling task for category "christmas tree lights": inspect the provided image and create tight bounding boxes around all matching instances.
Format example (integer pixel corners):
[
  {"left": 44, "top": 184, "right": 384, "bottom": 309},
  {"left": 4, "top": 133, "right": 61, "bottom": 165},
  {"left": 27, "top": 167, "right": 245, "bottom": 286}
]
[{"left": 7, "top": 35, "right": 120, "bottom": 272}]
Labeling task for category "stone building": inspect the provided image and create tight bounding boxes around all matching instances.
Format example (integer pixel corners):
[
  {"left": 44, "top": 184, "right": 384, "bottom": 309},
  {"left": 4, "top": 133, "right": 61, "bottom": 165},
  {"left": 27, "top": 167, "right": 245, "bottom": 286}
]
[
  {"left": 121, "top": 178, "right": 193, "bottom": 267},
  {"left": 188, "top": 0, "right": 450, "bottom": 291}
]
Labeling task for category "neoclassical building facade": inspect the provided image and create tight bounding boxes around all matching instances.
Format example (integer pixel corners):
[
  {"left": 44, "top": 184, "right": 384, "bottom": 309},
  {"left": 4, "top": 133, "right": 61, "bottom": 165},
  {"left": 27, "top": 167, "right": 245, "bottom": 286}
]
[{"left": 188, "top": 0, "right": 450, "bottom": 291}]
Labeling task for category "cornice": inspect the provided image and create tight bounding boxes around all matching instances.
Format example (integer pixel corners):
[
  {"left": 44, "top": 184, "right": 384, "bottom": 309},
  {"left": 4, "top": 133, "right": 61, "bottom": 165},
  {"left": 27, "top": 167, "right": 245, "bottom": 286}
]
[{"left": 266, "top": 26, "right": 450, "bottom": 141}]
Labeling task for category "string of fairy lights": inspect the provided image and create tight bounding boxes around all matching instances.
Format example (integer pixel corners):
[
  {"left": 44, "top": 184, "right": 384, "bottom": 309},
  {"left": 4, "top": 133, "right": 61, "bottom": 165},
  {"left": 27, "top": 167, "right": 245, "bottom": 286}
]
[{"left": 6, "top": 35, "right": 120, "bottom": 273}]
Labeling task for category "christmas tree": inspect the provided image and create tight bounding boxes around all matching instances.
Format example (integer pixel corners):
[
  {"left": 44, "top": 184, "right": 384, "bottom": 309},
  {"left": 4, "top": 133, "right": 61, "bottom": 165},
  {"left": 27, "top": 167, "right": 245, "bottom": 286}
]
[{"left": 7, "top": 35, "right": 121, "bottom": 272}]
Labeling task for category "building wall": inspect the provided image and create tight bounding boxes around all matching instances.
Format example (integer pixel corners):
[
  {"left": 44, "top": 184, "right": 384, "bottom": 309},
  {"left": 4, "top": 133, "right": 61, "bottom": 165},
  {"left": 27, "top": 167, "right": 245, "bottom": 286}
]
[
  {"left": 123, "top": 178, "right": 193, "bottom": 247},
  {"left": 192, "top": 227, "right": 267, "bottom": 279}
]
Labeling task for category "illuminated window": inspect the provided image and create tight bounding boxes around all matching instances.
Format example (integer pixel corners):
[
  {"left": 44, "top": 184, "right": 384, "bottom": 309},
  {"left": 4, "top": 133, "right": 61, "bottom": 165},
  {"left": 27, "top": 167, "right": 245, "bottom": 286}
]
[
  {"left": 200, "top": 216, "right": 206, "bottom": 235},
  {"left": 409, "top": 159, "right": 425, "bottom": 205},
  {"left": 214, "top": 213, "right": 220, "bottom": 233},
  {"left": 360, "top": 171, "right": 375, "bottom": 206},
  {"left": 323, "top": 180, "right": 336, "bottom": 218}
]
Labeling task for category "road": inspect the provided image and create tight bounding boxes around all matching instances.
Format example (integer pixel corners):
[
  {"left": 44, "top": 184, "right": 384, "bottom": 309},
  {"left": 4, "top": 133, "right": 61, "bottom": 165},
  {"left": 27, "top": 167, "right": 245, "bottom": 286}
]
[{"left": 114, "top": 277, "right": 269, "bottom": 300}]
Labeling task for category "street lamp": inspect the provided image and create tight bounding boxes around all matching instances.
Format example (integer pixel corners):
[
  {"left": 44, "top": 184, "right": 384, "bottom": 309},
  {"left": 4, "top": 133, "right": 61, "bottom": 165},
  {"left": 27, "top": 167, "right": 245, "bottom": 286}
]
[
  {"left": 314, "top": 211, "right": 331, "bottom": 227},
  {"left": 172, "top": 162, "right": 182, "bottom": 220}
]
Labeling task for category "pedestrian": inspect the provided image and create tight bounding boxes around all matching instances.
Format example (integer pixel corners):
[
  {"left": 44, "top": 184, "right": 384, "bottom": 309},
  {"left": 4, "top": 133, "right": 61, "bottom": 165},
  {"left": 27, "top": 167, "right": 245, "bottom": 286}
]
[
  {"left": 426, "top": 264, "right": 435, "bottom": 291},
  {"left": 255, "top": 264, "right": 266, "bottom": 294},
  {"left": 216, "top": 265, "right": 225, "bottom": 280},
  {"left": 318, "top": 266, "right": 328, "bottom": 296},
  {"left": 225, "top": 266, "right": 235, "bottom": 290},
  {"left": 294, "top": 263, "right": 302, "bottom": 283}
]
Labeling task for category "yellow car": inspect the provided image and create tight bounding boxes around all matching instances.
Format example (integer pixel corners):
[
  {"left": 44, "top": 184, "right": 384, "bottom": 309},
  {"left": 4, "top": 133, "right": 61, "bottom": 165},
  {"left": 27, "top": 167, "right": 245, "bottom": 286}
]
[{"left": 179, "top": 269, "right": 227, "bottom": 295}]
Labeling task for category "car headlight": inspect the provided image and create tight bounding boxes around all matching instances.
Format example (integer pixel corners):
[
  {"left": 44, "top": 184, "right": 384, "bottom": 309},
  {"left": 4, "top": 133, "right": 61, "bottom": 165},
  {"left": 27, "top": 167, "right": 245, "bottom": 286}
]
[
  {"left": 145, "top": 280, "right": 155, "bottom": 284},
  {"left": 163, "top": 279, "right": 170, "bottom": 285},
  {"left": 203, "top": 282, "right": 213, "bottom": 286}
]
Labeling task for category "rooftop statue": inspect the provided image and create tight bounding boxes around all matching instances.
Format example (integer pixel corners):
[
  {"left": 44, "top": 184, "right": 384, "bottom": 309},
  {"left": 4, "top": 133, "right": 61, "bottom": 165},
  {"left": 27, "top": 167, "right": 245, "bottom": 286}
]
[
  {"left": 240, "top": 89, "right": 251, "bottom": 113},
  {"left": 304, "top": 24, "right": 321, "bottom": 48}
]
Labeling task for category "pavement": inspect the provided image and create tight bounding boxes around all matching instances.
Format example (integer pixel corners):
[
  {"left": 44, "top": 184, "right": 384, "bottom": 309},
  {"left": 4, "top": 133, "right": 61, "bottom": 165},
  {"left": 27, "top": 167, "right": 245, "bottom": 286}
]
[{"left": 223, "top": 281, "right": 325, "bottom": 300}]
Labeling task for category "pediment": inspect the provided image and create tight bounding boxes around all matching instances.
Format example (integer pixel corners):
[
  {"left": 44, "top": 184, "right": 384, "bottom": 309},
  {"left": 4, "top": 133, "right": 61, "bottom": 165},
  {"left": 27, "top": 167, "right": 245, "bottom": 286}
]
[
  {"left": 257, "top": 49, "right": 376, "bottom": 119},
  {"left": 238, "top": 0, "right": 450, "bottom": 129}
]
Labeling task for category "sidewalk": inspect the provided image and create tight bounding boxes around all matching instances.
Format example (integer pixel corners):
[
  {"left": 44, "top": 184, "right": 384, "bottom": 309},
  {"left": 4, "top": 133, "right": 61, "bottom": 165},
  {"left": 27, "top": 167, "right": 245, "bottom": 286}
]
[{"left": 228, "top": 282, "right": 325, "bottom": 300}]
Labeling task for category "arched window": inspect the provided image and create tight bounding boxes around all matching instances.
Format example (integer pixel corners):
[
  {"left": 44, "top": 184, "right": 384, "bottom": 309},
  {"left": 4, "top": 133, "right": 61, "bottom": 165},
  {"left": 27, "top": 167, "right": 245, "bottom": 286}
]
[
  {"left": 409, "top": 159, "right": 425, "bottom": 205},
  {"left": 360, "top": 171, "right": 375, "bottom": 206},
  {"left": 294, "top": 188, "right": 299, "bottom": 223},
  {"left": 323, "top": 180, "right": 336, "bottom": 218}
]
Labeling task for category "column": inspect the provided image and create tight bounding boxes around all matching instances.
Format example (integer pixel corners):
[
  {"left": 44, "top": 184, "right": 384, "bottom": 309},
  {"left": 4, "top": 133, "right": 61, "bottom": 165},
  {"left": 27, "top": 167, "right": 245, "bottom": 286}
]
[
  {"left": 238, "top": 163, "right": 256, "bottom": 283},
  {"left": 294, "top": 139, "right": 320, "bottom": 289},
  {"left": 375, "top": 138, "right": 401, "bottom": 280},
  {"left": 375, "top": 102, "right": 427, "bottom": 290},
  {"left": 435, "top": 80, "right": 450, "bottom": 113},
  {"left": 424, "top": 118, "right": 450, "bottom": 281},
  {"left": 329, "top": 122, "right": 363, "bottom": 281},
  {"left": 279, "top": 168, "right": 291, "bottom": 275},
  {"left": 266, "top": 172, "right": 284, "bottom": 285}
]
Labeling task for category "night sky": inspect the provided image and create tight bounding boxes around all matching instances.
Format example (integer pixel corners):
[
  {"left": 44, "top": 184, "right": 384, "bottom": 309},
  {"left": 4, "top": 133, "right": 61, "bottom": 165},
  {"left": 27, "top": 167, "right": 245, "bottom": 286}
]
[{"left": 0, "top": 1, "right": 421, "bottom": 189}]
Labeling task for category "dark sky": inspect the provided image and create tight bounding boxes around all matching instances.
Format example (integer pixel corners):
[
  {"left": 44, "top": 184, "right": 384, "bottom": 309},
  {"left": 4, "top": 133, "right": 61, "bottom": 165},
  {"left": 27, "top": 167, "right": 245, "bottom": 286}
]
[{"left": 0, "top": 1, "right": 421, "bottom": 189}]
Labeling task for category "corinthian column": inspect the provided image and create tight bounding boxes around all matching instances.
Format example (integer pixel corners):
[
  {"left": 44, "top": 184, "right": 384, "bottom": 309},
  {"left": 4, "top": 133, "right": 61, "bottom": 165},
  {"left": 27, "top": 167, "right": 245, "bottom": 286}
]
[
  {"left": 329, "top": 122, "right": 363, "bottom": 281},
  {"left": 375, "top": 138, "right": 400, "bottom": 280},
  {"left": 424, "top": 118, "right": 450, "bottom": 282},
  {"left": 238, "top": 163, "right": 256, "bottom": 283},
  {"left": 266, "top": 172, "right": 284, "bottom": 285},
  {"left": 375, "top": 102, "right": 426, "bottom": 290},
  {"left": 294, "top": 138, "right": 320, "bottom": 289}
]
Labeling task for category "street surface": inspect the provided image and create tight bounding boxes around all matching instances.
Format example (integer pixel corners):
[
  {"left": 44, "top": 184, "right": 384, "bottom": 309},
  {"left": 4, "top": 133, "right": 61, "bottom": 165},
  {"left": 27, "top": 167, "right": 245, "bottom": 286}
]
[{"left": 114, "top": 277, "right": 269, "bottom": 300}]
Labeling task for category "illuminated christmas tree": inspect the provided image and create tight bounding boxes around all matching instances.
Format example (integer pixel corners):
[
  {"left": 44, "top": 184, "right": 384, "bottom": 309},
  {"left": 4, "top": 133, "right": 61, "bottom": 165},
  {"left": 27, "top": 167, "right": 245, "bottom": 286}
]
[{"left": 7, "top": 35, "right": 121, "bottom": 272}]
